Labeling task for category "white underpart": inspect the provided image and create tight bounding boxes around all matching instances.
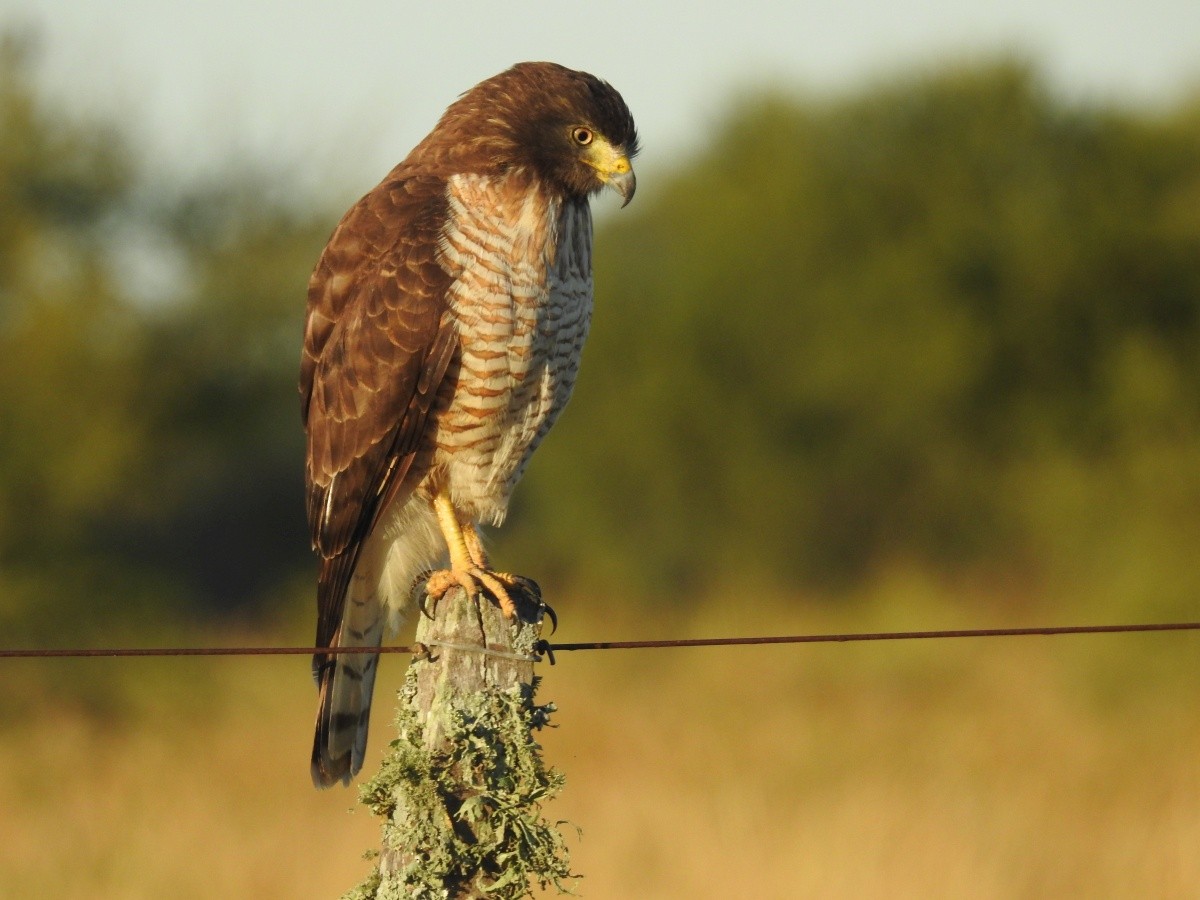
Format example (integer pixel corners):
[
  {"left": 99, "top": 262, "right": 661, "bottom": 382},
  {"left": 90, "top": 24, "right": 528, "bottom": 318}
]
[{"left": 436, "top": 170, "right": 593, "bottom": 526}]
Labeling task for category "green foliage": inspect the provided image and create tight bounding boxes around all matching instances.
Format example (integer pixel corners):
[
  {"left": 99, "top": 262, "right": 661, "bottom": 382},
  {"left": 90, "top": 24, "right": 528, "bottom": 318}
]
[
  {"left": 0, "top": 36, "right": 328, "bottom": 637},
  {"left": 0, "top": 34, "right": 158, "bottom": 635},
  {"left": 117, "top": 179, "right": 329, "bottom": 621},
  {"left": 348, "top": 673, "right": 573, "bottom": 899},
  {"left": 3, "top": 38, "right": 1200, "bottom": 632},
  {"left": 502, "top": 61, "right": 1200, "bottom": 612}
]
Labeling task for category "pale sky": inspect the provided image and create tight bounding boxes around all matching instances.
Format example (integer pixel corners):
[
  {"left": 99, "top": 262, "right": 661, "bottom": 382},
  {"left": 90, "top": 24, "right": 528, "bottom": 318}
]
[{"left": 6, "top": 0, "right": 1200, "bottom": 198}]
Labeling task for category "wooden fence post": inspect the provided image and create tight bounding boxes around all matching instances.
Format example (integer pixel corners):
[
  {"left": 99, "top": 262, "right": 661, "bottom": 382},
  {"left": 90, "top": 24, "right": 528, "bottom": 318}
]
[{"left": 343, "top": 584, "right": 573, "bottom": 899}]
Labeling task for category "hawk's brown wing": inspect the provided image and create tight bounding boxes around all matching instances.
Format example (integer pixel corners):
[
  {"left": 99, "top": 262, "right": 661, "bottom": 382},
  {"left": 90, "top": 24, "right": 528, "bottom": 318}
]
[{"left": 301, "top": 173, "right": 456, "bottom": 658}]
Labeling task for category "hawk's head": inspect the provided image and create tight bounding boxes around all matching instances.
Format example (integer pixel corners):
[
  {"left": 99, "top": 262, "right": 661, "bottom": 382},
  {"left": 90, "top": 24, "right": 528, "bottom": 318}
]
[{"left": 415, "top": 62, "right": 640, "bottom": 206}]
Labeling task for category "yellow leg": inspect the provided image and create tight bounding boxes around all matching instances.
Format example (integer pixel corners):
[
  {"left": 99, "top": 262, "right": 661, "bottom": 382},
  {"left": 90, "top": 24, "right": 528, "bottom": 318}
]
[
  {"left": 462, "top": 522, "right": 490, "bottom": 569},
  {"left": 426, "top": 489, "right": 523, "bottom": 618},
  {"left": 433, "top": 490, "right": 474, "bottom": 571}
]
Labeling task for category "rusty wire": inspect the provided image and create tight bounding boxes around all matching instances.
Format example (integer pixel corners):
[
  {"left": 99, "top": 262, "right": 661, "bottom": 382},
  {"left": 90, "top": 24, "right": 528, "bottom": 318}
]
[{"left": 1, "top": 620, "right": 1198, "bottom": 662}]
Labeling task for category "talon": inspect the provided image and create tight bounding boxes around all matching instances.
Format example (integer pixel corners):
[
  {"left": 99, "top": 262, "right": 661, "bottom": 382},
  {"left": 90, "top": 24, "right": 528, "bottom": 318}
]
[
  {"left": 412, "top": 570, "right": 439, "bottom": 619},
  {"left": 417, "top": 565, "right": 544, "bottom": 622},
  {"left": 489, "top": 573, "right": 543, "bottom": 622},
  {"left": 428, "top": 493, "right": 544, "bottom": 623},
  {"left": 541, "top": 601, "right": 558, "bottom": 634}
]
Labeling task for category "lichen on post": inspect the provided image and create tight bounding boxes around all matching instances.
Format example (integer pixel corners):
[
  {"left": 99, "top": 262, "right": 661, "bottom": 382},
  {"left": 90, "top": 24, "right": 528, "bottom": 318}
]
[{"left": 343, "top": 584, "right": 574, "bottom": 899}]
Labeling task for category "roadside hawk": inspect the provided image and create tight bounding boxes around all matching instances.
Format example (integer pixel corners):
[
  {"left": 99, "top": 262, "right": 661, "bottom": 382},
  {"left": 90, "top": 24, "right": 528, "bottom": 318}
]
[{"left": 300, "top": 62, "right": 638, "bottom": 787}]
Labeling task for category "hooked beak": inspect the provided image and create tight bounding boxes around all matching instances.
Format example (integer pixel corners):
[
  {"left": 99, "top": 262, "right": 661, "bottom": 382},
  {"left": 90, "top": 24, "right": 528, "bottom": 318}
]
[{"left": 606, "top": 163, "right": 636, "bottom": 207}]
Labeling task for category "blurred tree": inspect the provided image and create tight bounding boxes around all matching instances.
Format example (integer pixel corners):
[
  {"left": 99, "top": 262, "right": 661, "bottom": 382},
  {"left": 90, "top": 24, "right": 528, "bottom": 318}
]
[
  {"left": 3, "top": 38, "right": 1199, "bottom": 636},
  {"left": 0, "top": 33, "right": 155, "bottom": 638},
  {"left": 0, "top": 35, "right": 328, "bottom": 639},
  {"left": 108, "top": 178, "right": 328, "bottom": 621},
  {"left": 502, "top": 62, "right": 1200, "bottom": 612}
]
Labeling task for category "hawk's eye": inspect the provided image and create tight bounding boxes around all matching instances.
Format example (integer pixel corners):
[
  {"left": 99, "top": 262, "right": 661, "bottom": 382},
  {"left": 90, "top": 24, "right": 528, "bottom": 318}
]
[{"left": 571, "top": 127, "right": 593, "bottom": 146}]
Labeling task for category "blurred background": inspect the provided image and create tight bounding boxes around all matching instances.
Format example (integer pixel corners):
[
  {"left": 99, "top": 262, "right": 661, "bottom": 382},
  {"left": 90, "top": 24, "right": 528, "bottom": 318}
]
[{"left": 2, "top": 1, "right": 1200, "bottom": 896}]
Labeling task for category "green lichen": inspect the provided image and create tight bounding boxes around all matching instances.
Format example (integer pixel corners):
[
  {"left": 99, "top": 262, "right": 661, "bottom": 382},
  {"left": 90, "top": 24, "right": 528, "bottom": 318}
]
[{"left": 344, "top": 670, "right": 576, "bottom": 899}]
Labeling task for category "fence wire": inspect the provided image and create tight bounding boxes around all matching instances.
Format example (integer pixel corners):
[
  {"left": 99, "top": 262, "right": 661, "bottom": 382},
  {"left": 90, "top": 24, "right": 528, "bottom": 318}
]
[{"left": 2, "top": 620, "right": 1199, "bottom": 662}]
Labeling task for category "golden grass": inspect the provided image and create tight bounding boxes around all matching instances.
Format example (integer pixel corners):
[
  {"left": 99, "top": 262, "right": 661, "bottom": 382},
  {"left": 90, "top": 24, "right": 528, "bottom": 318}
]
[{"left": 2, "top": 589, "right": 1198, "bottom": 898}]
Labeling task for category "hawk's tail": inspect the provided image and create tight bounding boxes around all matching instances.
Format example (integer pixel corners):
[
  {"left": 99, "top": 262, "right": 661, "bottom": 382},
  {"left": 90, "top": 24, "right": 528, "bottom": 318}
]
[
  {"left": 310, "top": 602, "right": 385, "bottom": 788},
  {"left": 309, "top": 503, "right": 441, "bottom": 788}
]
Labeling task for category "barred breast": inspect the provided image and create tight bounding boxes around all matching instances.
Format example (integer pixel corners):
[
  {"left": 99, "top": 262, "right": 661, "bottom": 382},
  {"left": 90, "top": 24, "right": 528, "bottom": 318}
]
[{"left": 431, "top": 171, "right": 594, "bottom": 525}]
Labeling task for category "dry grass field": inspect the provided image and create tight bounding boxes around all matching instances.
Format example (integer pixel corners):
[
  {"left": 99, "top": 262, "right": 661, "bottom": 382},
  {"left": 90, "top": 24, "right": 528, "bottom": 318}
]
[{"left": 2, "top": 583, "right": 1199, "bottom": 898}]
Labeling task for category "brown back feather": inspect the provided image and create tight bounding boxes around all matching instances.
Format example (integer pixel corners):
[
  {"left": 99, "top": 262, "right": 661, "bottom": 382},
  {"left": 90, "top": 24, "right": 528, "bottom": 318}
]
[{"left": 300, "top": 173, "right": 456, "bottom": 659}]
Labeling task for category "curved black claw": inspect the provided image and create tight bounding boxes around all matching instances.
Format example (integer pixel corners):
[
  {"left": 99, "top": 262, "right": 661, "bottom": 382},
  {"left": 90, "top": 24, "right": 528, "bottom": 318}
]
[
  {"left": 417, "top": 594, "right": 436, "bottom": 620},
  {"left": 412, "top": 570, "right": 438, "bottom": 620},
  {"left": 540, "top": 600, "right": 558, "bottom": 635}
]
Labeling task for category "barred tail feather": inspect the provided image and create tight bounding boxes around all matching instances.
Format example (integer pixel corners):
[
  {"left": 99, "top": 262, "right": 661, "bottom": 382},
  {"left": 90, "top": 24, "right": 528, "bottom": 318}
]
[
  {"left": 311, "top": 633, "right": 381, "bottom": 788},
  {"left": 311, "top": 566, "right": 387, "bottom": 788},
  {"left": 310, "top": 500, "right": 445, "bottom": 788}
]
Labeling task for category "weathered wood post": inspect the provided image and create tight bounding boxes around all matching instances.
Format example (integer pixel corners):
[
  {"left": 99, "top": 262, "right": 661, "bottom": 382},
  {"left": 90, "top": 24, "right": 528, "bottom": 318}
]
[{"left": 343, "top": 584, "right": 572, "bottom": 899}]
